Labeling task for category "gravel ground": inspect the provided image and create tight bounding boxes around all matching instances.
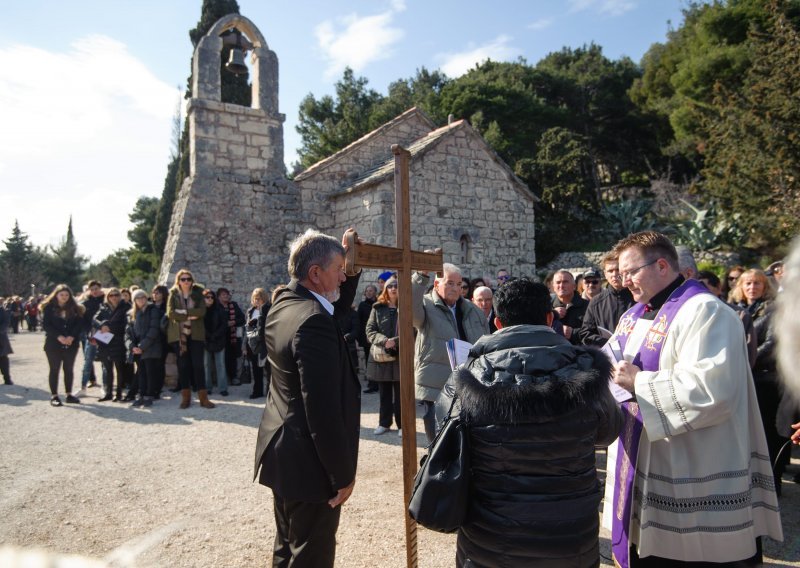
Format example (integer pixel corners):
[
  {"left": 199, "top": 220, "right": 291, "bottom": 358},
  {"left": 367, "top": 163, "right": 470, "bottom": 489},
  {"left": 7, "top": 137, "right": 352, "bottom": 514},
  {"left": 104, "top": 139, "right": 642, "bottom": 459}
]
[{"left": 1, "top": 330, "right": 798, "bottom": 567}]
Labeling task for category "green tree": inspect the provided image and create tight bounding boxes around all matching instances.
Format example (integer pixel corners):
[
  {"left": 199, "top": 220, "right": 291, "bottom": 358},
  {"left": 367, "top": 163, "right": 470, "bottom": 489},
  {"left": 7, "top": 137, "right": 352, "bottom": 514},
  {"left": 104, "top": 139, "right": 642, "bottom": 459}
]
[
  {"left": 296, "top": 68, "right": 383, "bottom": 169},
  {"left": 701, "top": 2, "right": 800, "bottom": 252},
  {"left": 128, "top": 196, "right": 159, "bottom": 254},
  {"left": 630, "top": 0, "right": 784, "bottom": 162},
  {"left": 0, "top": 221, "right": 46, "bottom": 296},
  {"left": 43, "top": 217, "right": 88, "bottom": 292},
  {"left": 85, "top": 249, "right": 158, "bottom": 289}
]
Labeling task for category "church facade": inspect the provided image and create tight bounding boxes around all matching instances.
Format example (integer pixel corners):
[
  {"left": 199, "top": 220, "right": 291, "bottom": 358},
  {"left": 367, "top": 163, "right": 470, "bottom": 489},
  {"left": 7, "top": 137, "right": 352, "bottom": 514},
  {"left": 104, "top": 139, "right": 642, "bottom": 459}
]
[{"left": 159, "top": 15, "right": 537, "bottom": 302}]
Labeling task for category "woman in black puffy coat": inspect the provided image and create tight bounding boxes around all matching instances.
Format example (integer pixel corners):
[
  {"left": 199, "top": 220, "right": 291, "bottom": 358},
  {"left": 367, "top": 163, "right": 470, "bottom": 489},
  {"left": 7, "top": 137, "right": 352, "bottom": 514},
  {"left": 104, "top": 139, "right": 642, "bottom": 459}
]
[
  {"left": 94, "top": 288, "right": 131, "bottom": 402},
  {"left": 436, "top": 278, "right": 622, "bottom": 568},
  {"left": 365, "top": 276, "right": 401, "bottom": 435},
  {"left": 125, "top": 289, "right": 163, "bottom": 407},
  {"left": 202, "top": 289, "right": 229, "bottom": 395}
]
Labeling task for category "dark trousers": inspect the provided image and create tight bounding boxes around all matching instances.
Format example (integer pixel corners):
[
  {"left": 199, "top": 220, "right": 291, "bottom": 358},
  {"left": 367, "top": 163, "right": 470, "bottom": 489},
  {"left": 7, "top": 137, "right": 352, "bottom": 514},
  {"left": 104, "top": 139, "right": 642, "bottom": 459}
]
[
  {"left": 176, "top": 339, "right": 205, "bottom": 390},
  {"left": 45, "top": 344, "right": 79, "bottom": 395},
  {"left": 630, "top": 537, "right": 762, "bottom": 566},
  {"left": 225, "top": 340, "right": 241, "bottom": 383},
  {"left": 1, "top": 355, "right": 10, "bottom": 381},
  {"left": 136, "top": 357, "right": 161, "bottom": 398},
  {"left": 102, "top": 359, "right": 128, "bottom": 397},
  {"left": 248, "top": 352, "right": 264, "bottom": 396},
  {"left": 754, "top": 379, "right": 784, "bottom": 493},
  {"left": 378, "top": 381, "right": 401, "bottom": 429},
  {"left": 272, "top": 492, "right": 341, "bottom": 568}
]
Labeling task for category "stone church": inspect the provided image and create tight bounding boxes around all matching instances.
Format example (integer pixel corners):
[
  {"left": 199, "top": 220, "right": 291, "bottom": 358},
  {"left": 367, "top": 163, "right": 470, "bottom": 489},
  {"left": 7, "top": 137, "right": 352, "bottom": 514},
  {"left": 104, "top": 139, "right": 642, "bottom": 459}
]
[{"left": 159, "top": 14, "right": 537, "bottom": 302}]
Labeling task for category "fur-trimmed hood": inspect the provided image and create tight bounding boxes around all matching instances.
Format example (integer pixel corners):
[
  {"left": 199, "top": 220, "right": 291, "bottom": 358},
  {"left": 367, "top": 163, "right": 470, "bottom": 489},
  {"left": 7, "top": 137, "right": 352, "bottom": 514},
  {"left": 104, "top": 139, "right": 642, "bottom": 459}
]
[{"left": 457, "top": 324, "right": 612, "bottom": 424}]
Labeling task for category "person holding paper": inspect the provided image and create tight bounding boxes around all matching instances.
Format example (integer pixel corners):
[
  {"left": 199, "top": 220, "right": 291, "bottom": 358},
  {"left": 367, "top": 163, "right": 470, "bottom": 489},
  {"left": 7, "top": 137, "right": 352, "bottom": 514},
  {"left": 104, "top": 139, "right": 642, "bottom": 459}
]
[
  {"left": 412, "top": 262, "right": 487, "bottom": 442},
  {"left": 94, "top": 288, "right": 131, "bottom": 402},
  {"left": 437, "top": 277, "right": 622, "bottom": 567},
  {"left": 605, "top": 231, "right": 782, "bottom": 567}
]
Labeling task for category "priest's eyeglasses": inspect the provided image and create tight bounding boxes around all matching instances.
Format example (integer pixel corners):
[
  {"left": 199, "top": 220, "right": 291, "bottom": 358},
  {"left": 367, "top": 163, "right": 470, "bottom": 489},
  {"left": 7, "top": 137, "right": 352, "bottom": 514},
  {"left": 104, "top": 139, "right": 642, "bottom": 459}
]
[{"left": 620, "top": 259, "right": 658, "bottom": 281}]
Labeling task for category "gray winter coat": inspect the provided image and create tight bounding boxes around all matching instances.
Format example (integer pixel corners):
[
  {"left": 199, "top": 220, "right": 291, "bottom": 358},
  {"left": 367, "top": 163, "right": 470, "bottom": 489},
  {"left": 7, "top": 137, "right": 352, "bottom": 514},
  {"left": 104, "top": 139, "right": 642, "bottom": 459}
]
[
  {"left": 125, "top": 303, "right": 163, "bottom": 360},
  {"left": 365, "top": 302, "right": 399, "bottom": 382},
  {"left": 412, "top": 272, "right": 488, "bottom": 401}
]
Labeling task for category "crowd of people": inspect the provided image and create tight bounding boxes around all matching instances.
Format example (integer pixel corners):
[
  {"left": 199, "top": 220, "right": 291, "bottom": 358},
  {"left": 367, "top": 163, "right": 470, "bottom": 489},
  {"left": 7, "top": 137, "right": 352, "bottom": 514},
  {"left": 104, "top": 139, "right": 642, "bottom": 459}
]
[
  {"left": 1, "top": 274, "right": 273, "bottom": 408},
  {"left": 2, "top": 228, "right": 798, "bottom": 567}
]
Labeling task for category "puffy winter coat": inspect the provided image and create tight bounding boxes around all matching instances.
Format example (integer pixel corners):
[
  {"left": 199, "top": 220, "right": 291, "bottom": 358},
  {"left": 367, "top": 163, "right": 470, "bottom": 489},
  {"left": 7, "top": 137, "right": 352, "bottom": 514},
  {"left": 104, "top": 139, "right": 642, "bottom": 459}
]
[
  {"left": 125, "top": 303, "right": 163, "bottom": 360},
  {"left": 412, "top": 272, "right": 488, "bottom": 401},
  {"left": 438, "top": 324, "right": 623, "bottom": 568},
  {"left": 94, "top": 301, "right": 130, "bottom": 363}
]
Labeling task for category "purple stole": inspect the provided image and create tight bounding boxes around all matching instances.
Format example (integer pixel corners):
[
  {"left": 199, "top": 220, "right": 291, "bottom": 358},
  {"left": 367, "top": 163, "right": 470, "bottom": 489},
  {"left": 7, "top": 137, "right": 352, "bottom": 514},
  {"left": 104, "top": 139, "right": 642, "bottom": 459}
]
[{"left": 610, "top": 279, "right": 710, "bottom": 568}]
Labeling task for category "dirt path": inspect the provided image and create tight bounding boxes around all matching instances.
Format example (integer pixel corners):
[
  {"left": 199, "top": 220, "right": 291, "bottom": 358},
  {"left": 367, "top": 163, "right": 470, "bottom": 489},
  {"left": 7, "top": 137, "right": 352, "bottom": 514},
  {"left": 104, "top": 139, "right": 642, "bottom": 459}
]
[{"left": 1, "top": 331, "right": 798, "bottom": 567}]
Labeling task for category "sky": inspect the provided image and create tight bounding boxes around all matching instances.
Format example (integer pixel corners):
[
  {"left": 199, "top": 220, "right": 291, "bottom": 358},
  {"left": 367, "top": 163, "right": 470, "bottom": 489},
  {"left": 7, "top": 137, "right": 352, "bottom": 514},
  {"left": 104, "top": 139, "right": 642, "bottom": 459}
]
[{"left": 0, "top": 0, "right": 689, "bottom": 262}]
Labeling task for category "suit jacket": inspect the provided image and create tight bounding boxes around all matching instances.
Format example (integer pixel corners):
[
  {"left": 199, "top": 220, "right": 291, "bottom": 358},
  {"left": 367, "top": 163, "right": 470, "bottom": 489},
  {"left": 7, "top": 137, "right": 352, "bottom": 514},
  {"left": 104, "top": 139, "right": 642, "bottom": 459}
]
[{"left": 254, "top": 273, "right": 362, "bottom": 502}]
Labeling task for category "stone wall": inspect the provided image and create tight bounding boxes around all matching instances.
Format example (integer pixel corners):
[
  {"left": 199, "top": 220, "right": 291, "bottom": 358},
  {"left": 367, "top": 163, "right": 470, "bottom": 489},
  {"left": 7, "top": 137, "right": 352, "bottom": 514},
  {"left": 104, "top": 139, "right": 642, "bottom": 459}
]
[
  {"left": 330, "top": 125, "right": 536, "bottom": 282},
  {"left": 296, "top": 112, "right": 433, "bottom": 233}
]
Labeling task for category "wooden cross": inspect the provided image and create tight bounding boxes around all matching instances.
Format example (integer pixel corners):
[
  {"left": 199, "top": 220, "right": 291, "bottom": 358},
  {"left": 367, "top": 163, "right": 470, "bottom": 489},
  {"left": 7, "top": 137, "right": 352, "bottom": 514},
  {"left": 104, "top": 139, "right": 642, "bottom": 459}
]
[{"left": 344, "top": 144, "right": 442, "bottom": 568}]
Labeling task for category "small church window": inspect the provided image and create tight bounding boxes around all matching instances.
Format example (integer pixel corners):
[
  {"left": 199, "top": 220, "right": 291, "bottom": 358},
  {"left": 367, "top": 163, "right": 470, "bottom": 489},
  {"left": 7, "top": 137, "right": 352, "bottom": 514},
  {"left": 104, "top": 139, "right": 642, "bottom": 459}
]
[{"left": 460, "top": 234, "right": 471, "bottom": 264}]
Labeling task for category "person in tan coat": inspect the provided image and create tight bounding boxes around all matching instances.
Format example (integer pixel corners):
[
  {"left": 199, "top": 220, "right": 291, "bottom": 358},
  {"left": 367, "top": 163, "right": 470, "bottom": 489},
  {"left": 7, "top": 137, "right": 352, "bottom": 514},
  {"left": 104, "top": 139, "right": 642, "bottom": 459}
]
[{"left": 166, "top": 269, "right": 214, "bottom": 409}]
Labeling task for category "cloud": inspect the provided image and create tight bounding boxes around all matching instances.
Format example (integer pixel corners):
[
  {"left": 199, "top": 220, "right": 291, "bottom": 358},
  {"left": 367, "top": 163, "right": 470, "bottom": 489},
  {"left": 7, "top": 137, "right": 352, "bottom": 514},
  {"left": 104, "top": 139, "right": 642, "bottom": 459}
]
[
  {"left": 528, "top": 18, "right": 555, "bottom": 31},
  {"left": 436, "top": 35, "right": 520, "bottom": 78},
  {"left": 0, "top": 35, "right": 180, "bottom": 262},
  {"left": 568, "top": 0, "right": 636, "bottom": 16},
  {"left": 315, "top": 3, "right": 405, "bottom": 78}
]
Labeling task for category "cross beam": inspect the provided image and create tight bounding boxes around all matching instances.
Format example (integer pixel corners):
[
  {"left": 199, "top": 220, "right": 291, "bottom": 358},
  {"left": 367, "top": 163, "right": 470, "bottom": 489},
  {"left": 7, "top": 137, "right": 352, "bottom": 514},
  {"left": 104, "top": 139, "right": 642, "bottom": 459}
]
[{"left": 343, "top": 144, "right": 442, "bottom": 568}]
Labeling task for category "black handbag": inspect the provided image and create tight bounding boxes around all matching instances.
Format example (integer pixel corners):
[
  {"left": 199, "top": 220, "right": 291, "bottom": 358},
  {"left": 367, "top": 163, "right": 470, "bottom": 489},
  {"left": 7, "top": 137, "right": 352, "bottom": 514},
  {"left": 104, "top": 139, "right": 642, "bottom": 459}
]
[{"left": 407, "top": 394, "right": 469, "bottom": 533}]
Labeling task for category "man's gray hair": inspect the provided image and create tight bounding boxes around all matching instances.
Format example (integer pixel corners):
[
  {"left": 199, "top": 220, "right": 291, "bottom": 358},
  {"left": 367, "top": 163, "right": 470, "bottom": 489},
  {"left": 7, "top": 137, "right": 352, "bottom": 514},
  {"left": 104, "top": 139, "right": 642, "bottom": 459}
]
[
  {"left": 442, "top": 263, "right": 461, "bottom": 277},
  {"left": 777, "top": 237, "right": 800, "bottom": 397},
  {"left": 675, "top": 246, "right": 698, "bottom": 279},
  {"left": 287, "top": 229, "right": 345, "bottom": 281},
  {"left": 554, "top": 269, "right": 575, "bottom": 281}
]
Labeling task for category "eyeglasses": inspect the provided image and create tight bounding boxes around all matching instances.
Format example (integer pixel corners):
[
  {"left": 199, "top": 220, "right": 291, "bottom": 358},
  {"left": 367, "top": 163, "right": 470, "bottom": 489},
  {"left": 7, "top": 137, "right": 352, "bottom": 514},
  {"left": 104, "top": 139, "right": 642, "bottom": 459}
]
[
  {"left": 497, "top": 275, "right": 509, "bottom": 281},
  {"left": 584, "top": 279, "right": 600, "bottom": 285},
  {"left": 460, "top": 285, "right": 469, "bottom": 290},
  {"left": 728, "top": 275, "right": 740, "bottom": 282},
  {"left": 620, "top": 259, "right": 658, "bottom": 281},
  {"left": 108, "top": 293, "right": 120, "bottom": 298},
  {"left": 179, "top": 277, "right": 192, "bottom": 282},
  {"left": 385, "top": 284, "right": 397, "bottom": 289}
]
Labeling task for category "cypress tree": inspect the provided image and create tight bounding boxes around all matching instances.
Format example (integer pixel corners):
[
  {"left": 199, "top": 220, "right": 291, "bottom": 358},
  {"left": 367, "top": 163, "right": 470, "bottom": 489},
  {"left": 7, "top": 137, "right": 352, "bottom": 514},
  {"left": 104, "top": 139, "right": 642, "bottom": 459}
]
[{"left": 44, "top": 217, "right": 88, "bottom": 292}]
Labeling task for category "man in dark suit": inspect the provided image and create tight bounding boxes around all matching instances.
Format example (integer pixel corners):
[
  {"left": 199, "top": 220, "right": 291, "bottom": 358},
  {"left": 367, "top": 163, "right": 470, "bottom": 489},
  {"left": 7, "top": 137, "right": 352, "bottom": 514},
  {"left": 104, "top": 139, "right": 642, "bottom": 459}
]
[{"left": 254, "top": 228, "right": 362, "bottom": 568}]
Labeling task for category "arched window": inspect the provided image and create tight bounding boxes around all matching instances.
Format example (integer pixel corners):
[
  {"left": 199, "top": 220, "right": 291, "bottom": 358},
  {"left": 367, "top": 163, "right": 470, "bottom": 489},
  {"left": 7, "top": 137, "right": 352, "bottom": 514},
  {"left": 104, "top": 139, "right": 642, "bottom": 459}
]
[{"left": 460, "top": 234, "right": 471, "bottom": 265}]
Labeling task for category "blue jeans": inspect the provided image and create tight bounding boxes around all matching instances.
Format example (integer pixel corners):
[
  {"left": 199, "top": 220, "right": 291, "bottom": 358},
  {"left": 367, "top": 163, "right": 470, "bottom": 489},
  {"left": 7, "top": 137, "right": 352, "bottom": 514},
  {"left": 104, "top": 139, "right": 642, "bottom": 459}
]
[
  {"left": 204, "top": 350, "right": 228, "bottom": 391},
  {"left": 81, "top": 339, "right": 99, "bottom": 388}
]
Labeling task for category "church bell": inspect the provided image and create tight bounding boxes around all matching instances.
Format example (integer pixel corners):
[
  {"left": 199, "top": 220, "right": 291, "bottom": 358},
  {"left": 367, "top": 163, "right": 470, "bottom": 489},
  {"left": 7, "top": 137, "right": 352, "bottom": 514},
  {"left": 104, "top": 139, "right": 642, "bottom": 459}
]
[{"left": 226, "top": 48, "right": 248, "bottom": 75}]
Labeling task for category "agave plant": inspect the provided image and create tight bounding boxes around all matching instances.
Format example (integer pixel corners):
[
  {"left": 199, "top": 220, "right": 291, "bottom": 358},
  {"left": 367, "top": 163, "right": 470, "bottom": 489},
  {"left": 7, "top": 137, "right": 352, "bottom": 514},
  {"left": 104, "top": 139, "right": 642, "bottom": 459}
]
[
  {"left": 673, "top": 199, "right": 747, "bottom": 251},
  {"left": 600, "top": 199, "right": 659, "bottom": 241}
]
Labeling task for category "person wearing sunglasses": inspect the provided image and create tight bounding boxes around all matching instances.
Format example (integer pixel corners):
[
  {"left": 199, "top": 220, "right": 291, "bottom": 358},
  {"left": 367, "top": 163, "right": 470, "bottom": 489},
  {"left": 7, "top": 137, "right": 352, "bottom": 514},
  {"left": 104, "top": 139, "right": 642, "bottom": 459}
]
[
  {"left": 94, "top": 287, "right": 132, "bottom": 402},
  {"left": 166, "top": 269, "right": 214, "bottom": 409},
  {"left": 580, "top": 269, "right": 602, "bottom": 301}
]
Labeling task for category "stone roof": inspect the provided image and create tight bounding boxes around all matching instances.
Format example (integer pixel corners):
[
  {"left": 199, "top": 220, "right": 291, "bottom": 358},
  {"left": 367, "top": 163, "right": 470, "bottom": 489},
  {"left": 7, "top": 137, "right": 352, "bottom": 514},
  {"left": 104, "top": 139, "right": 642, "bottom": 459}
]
[
  {"left": 331, "top": 119, "right": 537, "bottom": 201},
  {"left": 294, "top": 107, "right": 436, "bottom": 182}
]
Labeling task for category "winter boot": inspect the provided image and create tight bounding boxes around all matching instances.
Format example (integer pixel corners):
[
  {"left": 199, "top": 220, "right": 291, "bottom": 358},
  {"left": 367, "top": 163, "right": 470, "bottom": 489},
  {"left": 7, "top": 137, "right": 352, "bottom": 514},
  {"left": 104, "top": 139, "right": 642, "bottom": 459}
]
[{"left": 198, "top": 389, "right": 216, "bottom": 409}]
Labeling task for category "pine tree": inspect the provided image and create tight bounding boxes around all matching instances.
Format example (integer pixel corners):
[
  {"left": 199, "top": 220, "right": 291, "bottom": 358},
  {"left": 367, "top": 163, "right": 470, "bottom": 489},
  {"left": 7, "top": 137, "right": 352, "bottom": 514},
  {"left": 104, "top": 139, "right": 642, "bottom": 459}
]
[
  {"left": 0, "top": 221, "right": 45, "bottom": 296},
  {"left": 43, "top": 217, "right": 88, "bottom": 292},
  {"left": 701, "top": 2, "right": 800, "bottom": 252}
]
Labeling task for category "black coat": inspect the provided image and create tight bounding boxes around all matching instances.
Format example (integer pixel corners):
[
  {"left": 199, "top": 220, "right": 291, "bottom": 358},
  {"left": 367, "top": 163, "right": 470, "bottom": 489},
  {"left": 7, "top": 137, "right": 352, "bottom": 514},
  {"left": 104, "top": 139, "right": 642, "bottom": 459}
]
[
  {"left": 42, "top": 303, "right": 84, "bottom": 352},
  {"left": 125, "top": 303, "right": 163, "bottom": 360},
  {"left": 245, "top": 304, "right": 269, "bottom": 361},
  {"left": 80, "top": 294, "right": 105, "bottom": 334},
  {"left": 578, "top": 286, "right": 634, "bottom": 346},
  {"left": 204, "top": 302, "right": 228, "bottom": 353},
  {"left": 0, "top": 306, "right": 13, "bottom": 357},
  {"left": 94, "top": 301, "right": 130, "bottom": 362},
  {"left": 439, "top": 325, "right": 623, "bottom": 568},
  {"left": 254, "top": 274, "right": 361, "bottom": 502},
  {"left": 552, "top": 293, "right": 589, "bottom": 345}
]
